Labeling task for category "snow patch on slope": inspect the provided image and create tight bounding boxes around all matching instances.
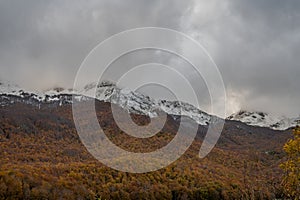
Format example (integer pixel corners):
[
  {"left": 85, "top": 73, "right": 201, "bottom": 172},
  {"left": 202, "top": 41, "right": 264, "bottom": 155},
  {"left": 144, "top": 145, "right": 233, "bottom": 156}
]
[
  {"left": 0, "top": 79, "right": 75, "bottom": 105},
  {"left": 82, "top": 81, "right": 212, "bottom": 125},
  {"left": 227, "top": 111, "right": 300, "bottom": 130}
]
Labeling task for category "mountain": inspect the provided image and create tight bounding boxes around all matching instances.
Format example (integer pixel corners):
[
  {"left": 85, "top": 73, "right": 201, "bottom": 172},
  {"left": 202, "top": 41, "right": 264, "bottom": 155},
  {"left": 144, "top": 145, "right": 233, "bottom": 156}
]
[
  {"left": 0, "top": 80, "right": 212, "bottom": 126},
  {"left": 0, "top": 79, "right": 294, "bottom": 199},
  {"left": 82, "top": 81, "right": 212, "bottom": 125},
  {"left": 227, "top": 110, "right": 300, "bottom": 130},
  {"left": 0, "top": 92, "right": 292, "bottom": 199},
  {"left": 0, "top": 79, "right": 298, "bottom": 130},
  {"left": 0, "top": 80, "right": 74, "bottom": 106}
]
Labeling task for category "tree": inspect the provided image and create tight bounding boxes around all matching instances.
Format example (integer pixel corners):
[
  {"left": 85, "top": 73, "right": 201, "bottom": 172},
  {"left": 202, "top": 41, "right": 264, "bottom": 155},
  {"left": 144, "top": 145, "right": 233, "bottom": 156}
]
[{"left": 280, "top": 127, "right": 300, "bottom": 199}]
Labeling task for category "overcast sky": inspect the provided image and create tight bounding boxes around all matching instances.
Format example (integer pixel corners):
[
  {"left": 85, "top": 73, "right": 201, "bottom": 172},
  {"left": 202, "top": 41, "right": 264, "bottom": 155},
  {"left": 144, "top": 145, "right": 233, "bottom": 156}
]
[{"left": 0, "top": 0, "right": 299, "bottom": 117}]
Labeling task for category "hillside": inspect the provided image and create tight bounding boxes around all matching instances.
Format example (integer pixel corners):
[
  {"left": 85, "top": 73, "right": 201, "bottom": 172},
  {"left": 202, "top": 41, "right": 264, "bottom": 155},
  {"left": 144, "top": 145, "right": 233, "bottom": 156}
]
[{"left": 0, "top": 100, "right": 292, "bottom": 199}]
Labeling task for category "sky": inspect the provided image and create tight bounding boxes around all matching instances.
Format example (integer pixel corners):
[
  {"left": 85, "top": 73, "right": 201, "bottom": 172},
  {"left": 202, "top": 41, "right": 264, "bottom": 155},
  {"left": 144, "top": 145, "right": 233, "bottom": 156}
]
[{"left": 0, "top": 0, "right": 299, "bottom": 117}]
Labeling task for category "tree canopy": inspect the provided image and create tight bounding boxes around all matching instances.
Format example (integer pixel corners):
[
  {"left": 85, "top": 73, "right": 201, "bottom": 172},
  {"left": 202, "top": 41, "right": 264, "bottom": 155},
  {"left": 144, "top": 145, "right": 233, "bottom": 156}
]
[{"left": 280, "top": 127, "right": 300, "bottom": 199}]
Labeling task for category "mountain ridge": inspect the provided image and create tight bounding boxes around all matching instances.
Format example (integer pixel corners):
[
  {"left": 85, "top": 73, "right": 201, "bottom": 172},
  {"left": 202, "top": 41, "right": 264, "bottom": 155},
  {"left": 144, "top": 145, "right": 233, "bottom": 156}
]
[
  {"left": 227, "top": 110, "right": 300, "bottom": 131},
  {"left": 1, "top": 79, "right": 299, "bottom": 130}
]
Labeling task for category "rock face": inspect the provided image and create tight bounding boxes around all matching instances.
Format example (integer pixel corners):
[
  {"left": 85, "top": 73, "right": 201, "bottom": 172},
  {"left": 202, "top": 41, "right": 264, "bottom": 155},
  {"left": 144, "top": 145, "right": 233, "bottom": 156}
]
[
  {"left": 227, "top": 110, "right": 300, "bottom": 130},
  {"left": 0, "top": 79, "right": 299, "bottom": 130}
]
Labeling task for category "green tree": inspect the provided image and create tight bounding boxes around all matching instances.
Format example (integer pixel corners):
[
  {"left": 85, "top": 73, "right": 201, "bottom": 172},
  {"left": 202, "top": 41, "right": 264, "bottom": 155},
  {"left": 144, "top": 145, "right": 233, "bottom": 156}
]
[{"left": 280, "top": 127, "right": 300, "bottom": 199}]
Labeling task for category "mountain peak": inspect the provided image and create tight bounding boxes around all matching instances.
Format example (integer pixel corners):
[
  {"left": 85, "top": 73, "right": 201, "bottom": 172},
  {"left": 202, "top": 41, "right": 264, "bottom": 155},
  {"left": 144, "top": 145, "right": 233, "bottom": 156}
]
[{"left": 227, "top": 110, "right": 300, "bottom": 130}]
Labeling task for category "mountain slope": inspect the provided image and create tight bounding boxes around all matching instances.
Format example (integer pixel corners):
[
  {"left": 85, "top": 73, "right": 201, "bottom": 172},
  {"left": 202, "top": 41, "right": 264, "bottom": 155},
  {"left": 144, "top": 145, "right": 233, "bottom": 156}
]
[
  {"left": 227, "top": 111, "right": 300, "bottom": 130},
  {"left": 0, "top": 100, "right": 292, "bottom": 199},
  {"left": 82, "top": 81, "right": 212, "bottom": 125}
]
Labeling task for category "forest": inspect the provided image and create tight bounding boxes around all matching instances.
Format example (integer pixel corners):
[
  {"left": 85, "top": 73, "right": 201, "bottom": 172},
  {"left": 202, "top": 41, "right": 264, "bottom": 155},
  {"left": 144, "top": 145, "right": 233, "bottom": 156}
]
[{"left": 0, "top": 103, "right": 297, "bottom": 199}]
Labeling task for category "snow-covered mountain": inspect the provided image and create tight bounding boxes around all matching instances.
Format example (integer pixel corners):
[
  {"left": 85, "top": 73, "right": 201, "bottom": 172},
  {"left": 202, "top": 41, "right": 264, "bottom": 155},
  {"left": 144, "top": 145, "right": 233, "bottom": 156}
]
[
  {"left": 0, "top": 79, "right": 211, "bottom": 125},
  {"left": 0, "top": 80, "right": 75, "bottom": 106},
  {"left": 0, "top": 80, "right": 66, "bottom": 99},
  {"left": 1, "top": 79, "right": 298, "bottom": 130},
  {"left": 81, "top": 81, "right": 211, "bottom": 125},
  {"left": 227, "top": 111, "right": 300, "bottom": 130}
]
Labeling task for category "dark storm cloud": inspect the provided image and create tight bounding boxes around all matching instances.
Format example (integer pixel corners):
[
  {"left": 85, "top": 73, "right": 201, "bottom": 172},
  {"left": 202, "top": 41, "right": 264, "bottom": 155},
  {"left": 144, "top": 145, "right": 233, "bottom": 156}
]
[
  {"left": 0, "top": 0, "right": 192, "bottom": 88},
  {"left": 0, "top": 0, "right": 299, "bottom": 117}
]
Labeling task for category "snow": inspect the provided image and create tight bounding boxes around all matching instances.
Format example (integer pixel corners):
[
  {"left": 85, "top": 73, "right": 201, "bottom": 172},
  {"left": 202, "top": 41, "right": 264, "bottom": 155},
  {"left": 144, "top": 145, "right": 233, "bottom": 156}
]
[
  {"left": 0, "top": 79, "right": 298, "bottom": 130},
  {"left": 227, "top": 111, "right": 300, "bottom": 130},
  {"left": 82, "top": 81, "right": 212, "bottom": 125},
  {"left": 0, "top": 80, "right": 25, "bottom": 96},
  {"left": 158, "top": 100, "right": 211, "bottom": 125},
  {"left": 0, "top": 79, "right": 74, "bottom": 104}
]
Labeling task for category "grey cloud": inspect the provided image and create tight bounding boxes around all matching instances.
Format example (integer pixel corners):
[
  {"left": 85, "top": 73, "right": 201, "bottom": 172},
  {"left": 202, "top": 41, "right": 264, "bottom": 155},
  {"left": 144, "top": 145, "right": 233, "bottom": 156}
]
[
  {"left": 0, "top": 0, "right": 299, "bottom": 117},
  {"left": 183, "top": 0, "right": 300, "bottom": 116},
  {"left": 0, "top": 0, "right": 192, "bottom": 88}
]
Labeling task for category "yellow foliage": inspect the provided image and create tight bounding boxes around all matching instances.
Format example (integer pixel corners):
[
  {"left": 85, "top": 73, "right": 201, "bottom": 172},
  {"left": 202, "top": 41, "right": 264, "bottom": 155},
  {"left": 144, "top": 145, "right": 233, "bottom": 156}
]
[{"left": 280, "top": 127, "right": 300, "bottom": 199}]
